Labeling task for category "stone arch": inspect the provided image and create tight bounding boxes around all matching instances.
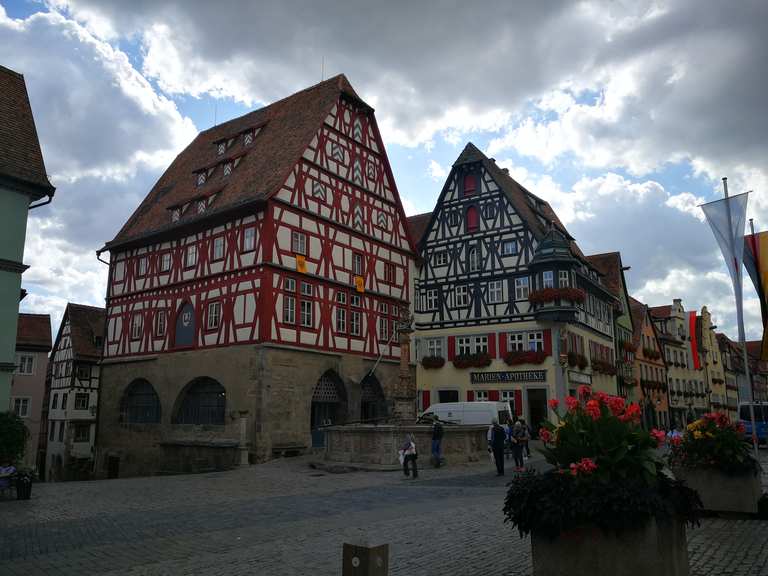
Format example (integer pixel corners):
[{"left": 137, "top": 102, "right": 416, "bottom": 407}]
[
  {"left": 120, "top": 378, "right": 161, "bottom": 424},
  {"left": 310, "top": 370, "right": 347, "bottom": 447},
  {"left": 172, "top": 377, "right": 226, "bottom": 425},
  {"left": 360, "top": 373, "right": 387, "bottom": 422}
]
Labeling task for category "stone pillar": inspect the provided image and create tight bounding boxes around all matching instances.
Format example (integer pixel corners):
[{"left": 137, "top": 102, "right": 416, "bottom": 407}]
[
  {"left": 391, "top": 326, "right": 416, "bottom": 422},
  {"left": 238, "top": 411, "right": 249, "bottom": 466}
]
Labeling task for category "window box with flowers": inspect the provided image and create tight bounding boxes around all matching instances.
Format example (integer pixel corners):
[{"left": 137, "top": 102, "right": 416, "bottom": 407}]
[
  {"left": 503, "top": 387, "right": 701, "bottom": 576},
  {"left": 421, "top": 356, "right": 445, "bottom": 369},
  {"left": 591, "top": 359, "right": 617, "bottom": 376},
  {"left": 668, "top": 413, "right": 761, "bottom": 514},
  {"left": 452, "top": 352, "right": 492, "bottom": 369},
  {"left": 504, "top": 350, "right": 547, "bottom": 366},
  {"left": 567, "top": 352, "right": 589, "bottom": 370},
  {"left": 622, "top": 341, "right": 637, "bottom": 353},
  {"left": 528, "top": 287, "right": 586, "bottom": 305}
]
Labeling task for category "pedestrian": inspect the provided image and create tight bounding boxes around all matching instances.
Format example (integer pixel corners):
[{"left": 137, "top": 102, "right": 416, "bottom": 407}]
[
  {"left": 399, "top": 433, "right": 418, "bottom": 479},
  {"left": 519, "top": 418, "right": 532, "bottom": 458},
  {"left": 510, "top": 421, "right": 528, "bottom": 470},
  {"left": 431, "top": 416, "right": 444, "bottom": 468},
  {"left": 504, "top": 419, "right": 513, "bottom": 460},
  {"left": 488, "top": 418, "right": 506, "bottom": 476}
]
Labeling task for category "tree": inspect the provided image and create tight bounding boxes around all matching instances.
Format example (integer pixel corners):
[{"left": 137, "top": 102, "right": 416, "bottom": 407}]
[{"left": 0, "top": 411, "right": 30, "bottom": 464}]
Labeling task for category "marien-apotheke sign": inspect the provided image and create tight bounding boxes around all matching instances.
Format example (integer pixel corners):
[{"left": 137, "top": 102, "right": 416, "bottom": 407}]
[{"left": 470, "top": 370, "right": 547, "bottom": 384}]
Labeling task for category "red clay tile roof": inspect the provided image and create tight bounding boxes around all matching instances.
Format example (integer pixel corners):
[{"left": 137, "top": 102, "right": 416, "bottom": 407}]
[
  {"left": 0, "top": 65, "right": 54, "bottom": 197},
  {"left": 746, "top": 340, "right": 763, "bottom": 358},
  {"left": 628, "top": 297, "right": 647, "bottom": 347},
  {"left": 649, "top": 305, "right": 672, "bottom": 319},
  {"left": 66, "top": 304, "right": 105, "bottom": 360},
  {"left": 406, "top": 212, "right": 432, "bottom": 246},
  {"left": 16, "top": 313, "right": 51, "bottom": 352},
  {"left": 585, "top": 252, "right": 623, "bottom": 298},
  {"left": 106, "top": 74, "right": 368, "bottom": 250}
]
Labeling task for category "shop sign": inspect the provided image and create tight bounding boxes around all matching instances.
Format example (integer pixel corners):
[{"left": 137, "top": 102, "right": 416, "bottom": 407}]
[
  {"left": 470, "top": 370, "right": 547, "bottom": 384},
  {"left": 568, "top": 371, "right": 593, "bottom": 385}
]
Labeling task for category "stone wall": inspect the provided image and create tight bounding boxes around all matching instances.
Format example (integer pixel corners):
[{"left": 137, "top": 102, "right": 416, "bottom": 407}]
[{"left": 96, "top": 343, "right": 410, "bottom": 478}]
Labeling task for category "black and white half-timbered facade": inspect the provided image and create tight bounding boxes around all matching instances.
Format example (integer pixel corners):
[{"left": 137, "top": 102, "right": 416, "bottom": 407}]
[
  {"left": 409, "top": 144, "right": 618, "bottom": 432},
  {"left": 96, "top": 76, "right": 415, "bottom": 478}
]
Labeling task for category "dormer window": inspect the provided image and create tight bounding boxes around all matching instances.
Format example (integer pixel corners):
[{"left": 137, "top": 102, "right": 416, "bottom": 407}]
[
  {"left": 217, "top": 142, "right": 226, "bottom": 155},
  {"left": 171, "top": 208, "right": 181, "bottom": 223},
  {"left": 244, "top": 132, "right": 253, "bottom": 146},
  {"left": 197, "top": 200, "right": 207, "bottom": 214},
  {"left": 197, "top": 172, "right": 206, "bottom": 186},
  {"left": 223, "top": 162, "right": 232, "bottom": 176}
]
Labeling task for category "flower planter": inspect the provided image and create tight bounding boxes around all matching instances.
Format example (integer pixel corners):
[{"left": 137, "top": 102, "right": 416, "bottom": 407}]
[
  {"left": 672, "top": 467, "right": 760, "bottom": 514},
  {"left": 531, "top": 518, "right": 689, "bottom": 576}
]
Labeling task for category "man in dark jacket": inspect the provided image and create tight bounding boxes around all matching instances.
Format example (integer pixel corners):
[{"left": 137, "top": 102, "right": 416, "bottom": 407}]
[
  {"left": 431, "top": 417, "right": 445, "bottom": 467},
  {"left": 488, "top": 418, "right": 506, "bottom": 476}
]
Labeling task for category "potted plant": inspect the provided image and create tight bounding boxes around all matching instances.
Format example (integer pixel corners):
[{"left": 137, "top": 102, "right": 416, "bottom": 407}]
[
  {"left": 0, "top": 411, "right": 32, "bottom": 500},
  {"left": 668, "top": 412, "right": 761, "bottom": 513},
  {"left": 420, "top": 355, "right": 445, "bottom": 369},
  {"left": 503, "top": 387, "right": 701, "bottom": 576}
]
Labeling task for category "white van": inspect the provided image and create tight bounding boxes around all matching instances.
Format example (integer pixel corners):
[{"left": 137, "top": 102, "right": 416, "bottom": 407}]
[{"left": 420, "top": 401, "right": 513, "bottom": 426}]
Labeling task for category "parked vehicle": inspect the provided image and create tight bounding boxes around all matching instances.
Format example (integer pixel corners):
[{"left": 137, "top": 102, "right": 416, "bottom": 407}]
[
  {"left": 419, "top": 401, "right": 513, "bottom": 426},
  {"left": 739, "top": 402, "right": 768, "bottom": 444}
]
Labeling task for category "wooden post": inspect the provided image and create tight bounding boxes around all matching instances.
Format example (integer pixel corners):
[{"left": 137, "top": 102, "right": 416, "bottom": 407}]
[{"left": 342, "top": 543, "right": 389, "bottom": 576}]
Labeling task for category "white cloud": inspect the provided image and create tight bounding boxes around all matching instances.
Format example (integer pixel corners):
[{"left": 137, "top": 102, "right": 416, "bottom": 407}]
[
  {"left": 665, "top": 192, "right": 707, "bottom": 222},
  {"left": 427, "top": 160, "right": 447, "bottom": 182}
]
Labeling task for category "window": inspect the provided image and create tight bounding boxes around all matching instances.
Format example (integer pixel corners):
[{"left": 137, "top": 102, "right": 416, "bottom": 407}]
[
  {"left": 155, "top": 310, "right": 167, "bottom": 337},
  {"left": 352, "top": 252, "right": 364, "bottom": 276},
  {"left": 137, "top": 257, "right": 147, "bottom": 276},
  {"left": 475, "top": 391, "right": 489, "bottom": 401},
  {"left": 291, "top": 231, "right": 307, "bottom": 255},
  {"left": 283, "top": 294, "right": 296, "bottom": 324},
  {"left": 300, "top": 282, "right": 313, "bottom": 328},
  {"left": 244, "top": 132, "right": 253, "bottom": 146},
  {"left": 426, "top": 338, "right": 443, "bottom": 357},
  {"left": 62, "top": 393, "right": 68, "bottom": 410},
  {"left": 350, "top": 310, "right": 362, "bottom": 336},
  {"left": 171, "top": 208, "right": 181, "bottom": 223},
  {"left": 468, "top": 247, "right": 479, "bottom": 272},
  {"left": 121, "top": 379, "right": 161, "bottom": 424},
  {"left": 217, "top": 142, "right": 226, "bottom": 155},
  {"left": 174, "top": 377, "right": 226, "bottom": 425},
  {"left": 466, "top": 206, "right": 479, "bottom": 232},
  {"left": 242, "top": 227, "right": 256, "bottom": 252},
  {"left": 508, "top": 333, "right": 525, "bottom": 352},
  {"left": 52, "top": 393, "right": 58, "bottom": 410},
  {"left": 212, "top": 236, "right": 225, "bottom": 261},
  {"left": 74, "top": 393, "right": 89, "bottom": 410},
  {"left": 488, "top": 281, "right": 503, "bottom": 303},
  {"left": 336, "top": 305, "right": 347, "bottom": 333},
  {"left": 65, "top": 362, "right": 71, "bottom": 377},
  {"left": 383, "top": 262, "right": 395, "bottom": 284},
  {"left": 483, "top": 203, "right": 496, "bottom": 220},
  {"left": 378, "top": 305, "right": 390, "bottom": 341},
  {"left": 463, "top": 173, "right": 477, "bottom": 196},
  {"left": 185, "top": 244, "right": 198, "bottom": 268},
  {"left": 160, "top": 252, "right": 171, "bottom": 272},
  {"left": 456, "top": 285, "right": 469, "bottom": 307},
  {"left": 351, "top": 294, "right": 361, "bottom": 308},
  {"left": 448, "top": 211, "right": 460, "bottom": 227},
  {"left": 223, "top": 162, "right": 232, "bottom": 176},
  {"left": 207, "top": 301, "right": 222, "bottom": 330},
  {"left": 12, "top": 397, "right": 30, "bottom": 418},
  {"left": 131, "top": 314, "right": 143, "bottom": 340},
  {"left": 543, "top": 271, "right": 554, "bottom": 289},
  {"left": 528, "top": 332, "right": 544, "bottom": 352},
  {"left": 15, "top": 354, "right": 34, "bottom": 375},
  {"left": 474, "top": 335, "right": 488, "bottom": 354},
  {"left": 49, "top": 421, "right": 55, "bottom": 441},
  {"left": 434, "top": 251, "right": 448, "bottom": 267},
  {"left": 457, "top": 337, "right": 472, "bottom": 355},
  {"left": 197, "top": 199, "right": 207, "bottom": 214},
  {"left": 58, "top": 421, "right": 65, "bottom": 442},
  {"left": 76, "top": 365, "right": 89, "bottom": 380},
  {"left": 515, "top": 277, "right": 530, "bottom": 300},
  {"left": 425, "top": 289, "right": 439, "bottom": 311},
  {"left": 197, "top": 172, "right": 206, "bottom": 186},
  {"left": 501, "top": 240, "right": 518, "bottom": 256},
  {"left": 559, "top": 270, "right": 570, "bottom": 287}
]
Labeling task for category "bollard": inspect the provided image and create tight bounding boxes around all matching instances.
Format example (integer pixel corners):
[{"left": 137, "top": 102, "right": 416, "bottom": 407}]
[{"left": 342, "top": 543, "right": 389, "bottom": 576}]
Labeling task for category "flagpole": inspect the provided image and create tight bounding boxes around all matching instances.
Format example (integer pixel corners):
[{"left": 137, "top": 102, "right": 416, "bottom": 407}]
[{"left": 723, "top": 177, "right": 759, "bottom": 458}]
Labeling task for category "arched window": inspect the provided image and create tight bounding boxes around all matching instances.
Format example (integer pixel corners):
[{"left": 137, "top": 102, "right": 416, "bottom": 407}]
[
  {"left": 466, "top": 206, "right": 479, "bottom": 233},
  {"left": 120, "top": 379, "right": 161, "bottom": 424},
  {"left": 174, "top": 377, "right": 226, "bottom": 425}
]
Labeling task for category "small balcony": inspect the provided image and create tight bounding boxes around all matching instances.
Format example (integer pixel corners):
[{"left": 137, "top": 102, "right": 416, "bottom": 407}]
[{"left": 528, "top": 288, "right": 585, "bottom": 323}]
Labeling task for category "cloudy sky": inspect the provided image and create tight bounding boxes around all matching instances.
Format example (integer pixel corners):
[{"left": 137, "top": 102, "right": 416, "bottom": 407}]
[{"left": 2, "top": 0, "right": 766, "bottom": 340}]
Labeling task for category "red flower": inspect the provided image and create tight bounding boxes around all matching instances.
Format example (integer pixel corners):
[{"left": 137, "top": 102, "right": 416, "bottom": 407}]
[
  {"left": 670, "top": 436, "right": 682, "bottom": 447},
  {"left": 540, "top": 428, "right": 552, "bottom": 443},
  {"left": 736, "top": 422, "right": 746, "bottom": 434},
  {"left": 548, "top": 398, "right": 560, "bottom": 411},
  {"left": 607, "top": 396, "right": 625, "bottom": 416},
  {"left": 569, "top": 457, "right": 598, "bottom": 475},
  {"left": 565, "top": 396, "right": 579, "bottom": 411},
  {"left": 585, "top": 399, "right": 601, "bottom": 420},
  {"left": 594, "top": 391, "right": 609, "bottom": 405},
  {"left": 577, "top": 385, "right": 592, "bottom": 398},
  {"left": 619, "top": 403, "right": 641, "bottom": 423},
  {"left": 650, "top": 428, "right": 666, "bottom": 446}
]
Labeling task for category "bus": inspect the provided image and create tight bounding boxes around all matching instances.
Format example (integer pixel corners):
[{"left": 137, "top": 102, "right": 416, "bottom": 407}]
[{"left": 739, "top": 402, "right": 768, "bottom": 444}]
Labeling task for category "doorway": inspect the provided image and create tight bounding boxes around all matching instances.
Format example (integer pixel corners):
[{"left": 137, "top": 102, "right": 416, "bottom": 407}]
[
  {"left": 438, "top": 390, "right": 459, "bottom": 403},
  {"left": 527, "top": 388, "right": 548, "bottom": 439},
  {"left": 310, "top": 370, "right": 347, "bottom": 447}
]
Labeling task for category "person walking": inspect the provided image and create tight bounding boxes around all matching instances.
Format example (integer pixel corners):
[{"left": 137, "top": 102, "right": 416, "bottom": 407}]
[
  {"left": 400, "top": 434, "right": 418, "bottom": 479},
  {"left": 488, "top": 418, "right": 507, "bottom": 476},
  {"left": 519, "top": 418, "right": 532, "bottom": 459},
  {"left": 510, "top": 421, "right": 528, "bottom": 471},
  {"left": 431, "top": 417, "right": 444, "bottom": 468}
]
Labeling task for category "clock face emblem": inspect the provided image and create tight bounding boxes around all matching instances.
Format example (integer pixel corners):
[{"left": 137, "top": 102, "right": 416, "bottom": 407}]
[{"left": 182, "top": 311, "right": 192, "bottom": 327}]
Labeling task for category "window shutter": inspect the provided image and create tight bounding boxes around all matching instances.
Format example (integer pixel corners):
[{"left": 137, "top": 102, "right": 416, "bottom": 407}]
[
  {"left": 488, "top": 333, "right": 497, "bottom": 358},
  {"left": 514, "top": 390, "right": 523, "bottom": 416},
  {"left": 467, "top": 390, "right": 475, "bottom": 402},
  {"left": 489, "top": 390, "right": 500, "bottom": 401},
  {"left": 466, "top": 206, "right": 479, "bottom": 232},
  {"left": 499, "top": 332, "right": 508, "bottom": 358},
  {"left": 543, "top": 329, "right": 552, "bottom": 356},
  {"left": 421, "top": 390, "right": 431, "bottom": 411},
  {"left": 463, "top": 173, "right": 476, "bottom": 195},
  {"left": 448, "top": 336, "right": 456, "bottom": 360}
]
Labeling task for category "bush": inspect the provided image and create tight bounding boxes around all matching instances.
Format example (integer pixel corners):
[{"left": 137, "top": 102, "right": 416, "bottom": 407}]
[{"left": 0, "top": 411, "right": 30, "bottom": 464}]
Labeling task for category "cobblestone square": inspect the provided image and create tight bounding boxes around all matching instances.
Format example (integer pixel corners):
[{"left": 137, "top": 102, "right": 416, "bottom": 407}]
[{"left": 1, "top": 452, "right": 767, "bottom": 575}]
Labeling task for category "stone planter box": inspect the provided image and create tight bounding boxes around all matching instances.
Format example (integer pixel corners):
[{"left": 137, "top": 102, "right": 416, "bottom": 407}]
[
  {"left": 673, "top": 466, "right": 760, "bottom": 514},
  {"left": 531, "top": 518, "right": 688, "bottom": 576}
]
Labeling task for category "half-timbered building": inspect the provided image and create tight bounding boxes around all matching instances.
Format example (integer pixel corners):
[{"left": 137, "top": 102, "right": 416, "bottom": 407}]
[
  {"left": 410, "top": 144, "right": 617, "bottom": 433},
  {"left": 628, "top": 297, "right": 669, "bottom": 429},
  {"left": 96, "top": 75, "right": 415, "bottom": 477},
  {"left": 45, "top": 303, "right": 104, "bottom": 481}
]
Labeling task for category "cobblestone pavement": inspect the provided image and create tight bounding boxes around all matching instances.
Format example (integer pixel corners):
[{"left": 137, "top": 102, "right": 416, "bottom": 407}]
[{"left": 1, "top": 451, "right": 767, "bottom": 576}]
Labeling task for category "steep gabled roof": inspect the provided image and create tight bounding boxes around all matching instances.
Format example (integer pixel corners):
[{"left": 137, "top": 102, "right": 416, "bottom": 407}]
[
  {"left": 585, "top": 253, "right": 623, "bottom": 298},
  {"left": 106, "top": 74, "right": 367, "bottom": 250},
  {"left": 16, "top": 313, "right": 52, "bottom": 352},
  {"left": 65, "top": 304, "right": 105, "bottom": 361},
  {"left": 649, "top": 305, "right": 672, "bottom": 319},
  {"left": 406, "top": 212, "right": 432, "bottom": 246},
  {"left": 0, "top": 65, "right": 54, "bottom": 198},
  {"left": 629, "top": 297, "right": 647, "bottom": 348}
]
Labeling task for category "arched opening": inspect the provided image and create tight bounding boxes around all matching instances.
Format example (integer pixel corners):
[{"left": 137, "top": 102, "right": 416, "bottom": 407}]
[
  {"left": 120, "top": 379, "right": 161, "bottom": 424},
  {"left": 310, "top": 370, "right": 347, "bottom": 447},
  {"left": 360, "top": 373, "right": 387, "bottom": 423},
  {"left": 174, "top": 301, "right": 196, "bottom": 348},
  {"left": 173, "top": 377, "right": 226, "bottom": 425}
]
